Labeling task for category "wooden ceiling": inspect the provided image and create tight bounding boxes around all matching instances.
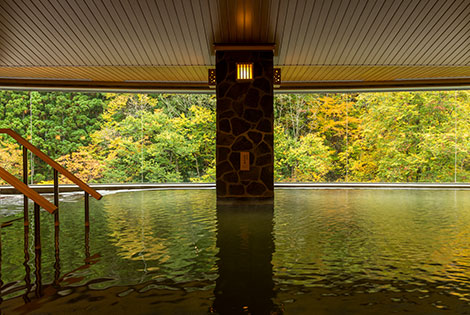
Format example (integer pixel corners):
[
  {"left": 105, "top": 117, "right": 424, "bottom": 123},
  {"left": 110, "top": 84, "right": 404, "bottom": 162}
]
[{"left": 0, "top": 0, "right": 469, "bottom": 91}]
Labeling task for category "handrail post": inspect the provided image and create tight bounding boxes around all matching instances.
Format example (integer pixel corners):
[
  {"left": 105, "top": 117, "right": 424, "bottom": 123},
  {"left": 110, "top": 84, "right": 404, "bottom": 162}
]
[
  {"left": 23, "top": 224, "right": 31, "bottom": 303},
  {"left": 84, "top": 192, "right": 90, "bottom": 265},
  {"left": 23, "top": 145, "right": 28, "bottom": 226},
  {"left": 54, "top": 224, "right": 60, "bottom": 287},
  {"left": 34, "top": 203, "right": 40, "bottom": 250},
  {"left": 85, "top": 225, "right": 90, "bottom": 265},
  {"left": 84, "top": 192, "right": 90, "bottom": 227},
  {"left": 53, "top": 169, "right": 59, "bottom": 226},
  {"left": 33, "top": 202, "right": 42, "bottom": 297},
  {"left": 53, "top": 169, "right": 60, "bottom": 286}
]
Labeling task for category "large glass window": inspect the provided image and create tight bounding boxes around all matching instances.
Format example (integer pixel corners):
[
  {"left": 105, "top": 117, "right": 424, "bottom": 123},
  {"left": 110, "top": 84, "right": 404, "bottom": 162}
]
[
  {"left": 0, "top": 91, "right": 216, "bottom": 184},
  {"left": 0, "top": 89, "right": 468, "bottom": 184},
  {"left": 274, "top": 90, "right": 470, "bottom": 183}
]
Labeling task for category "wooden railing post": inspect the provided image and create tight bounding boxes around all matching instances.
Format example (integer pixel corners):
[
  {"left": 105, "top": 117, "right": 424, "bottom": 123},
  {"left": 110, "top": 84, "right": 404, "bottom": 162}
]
[
  {"left": 34, "top": 244, "right": 42, "bottom": 298},
  {"left": 54, "top": 224, "right": 60, "bottom": 287},
  {"left": 33, "top": 202, "right": 42, "bottom": 297},
  {"left": 23, "top": 145, "right": 28, "bottom": 226},
  {"left": 53, "top": 169, "right": 60, "bottom": 286},
  {"left": 84, "top": 192, "right": 90, "bottom": 265},
  {"left": 23, "top": 224, "right": 31, "bottom": 303},
  {"left": 85, "top": 225, "right": 90, "bottom": 265},
  {"left": 1, "top": 129, "right": 101, "bottom": 249},
  {"left": 53, "top": 169, "right": 59, "bottom": 226},
  {"left": 34, "top": 203, "right": 40, "bottom": 250},
  {"left": 84, "top": 192, "right": 90, "bottom": 227}
]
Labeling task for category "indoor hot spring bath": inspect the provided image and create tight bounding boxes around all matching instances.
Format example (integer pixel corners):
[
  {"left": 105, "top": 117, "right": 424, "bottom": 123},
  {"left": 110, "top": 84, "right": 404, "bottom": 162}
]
[{"left": 1, "top": 189, "right": 470, "bottom": 314}]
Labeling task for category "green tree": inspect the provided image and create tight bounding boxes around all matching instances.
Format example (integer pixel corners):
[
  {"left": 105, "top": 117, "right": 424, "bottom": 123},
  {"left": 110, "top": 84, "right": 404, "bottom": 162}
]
[
  {"left": 91, "top": 94, "right": 216, "bottom": 183},
  {"left": 0, "top": 91, "right": 106, "bottom": 182},
  {"left": 274, "top": 125, "right": 332, "bottom": 182},
  {"left": 350, "top": 91, "right": 470, "bottom": 182}
]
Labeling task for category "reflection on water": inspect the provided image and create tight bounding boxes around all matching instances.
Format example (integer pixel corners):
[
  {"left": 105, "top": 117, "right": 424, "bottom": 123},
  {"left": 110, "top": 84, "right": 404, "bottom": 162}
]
[
  {"left": 53, "top": 224, "right": 60, "bottom": 287},
  {"left": 274, "top": 190, "right": 470, "bottom": 288},
  {"left": 214, "top": 202, "right": 279, "bottom": 314},
  {"left": 1, "top": 189, "right": 470, "bottom": 313},
  {"left": 22, "top": 225, "right": 31, "bottom": 304}
]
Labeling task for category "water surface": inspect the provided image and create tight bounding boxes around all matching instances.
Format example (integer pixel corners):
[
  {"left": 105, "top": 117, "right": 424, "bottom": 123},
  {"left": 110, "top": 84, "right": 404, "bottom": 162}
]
[{"left": 1, "top": 189, "right": 470, "bottom": 313}]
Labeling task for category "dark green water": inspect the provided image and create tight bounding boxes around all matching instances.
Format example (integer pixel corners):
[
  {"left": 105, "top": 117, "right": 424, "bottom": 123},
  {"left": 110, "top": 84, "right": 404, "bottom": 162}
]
[{"left": 2, "top": 189, "right": 470, "bottom": 313}]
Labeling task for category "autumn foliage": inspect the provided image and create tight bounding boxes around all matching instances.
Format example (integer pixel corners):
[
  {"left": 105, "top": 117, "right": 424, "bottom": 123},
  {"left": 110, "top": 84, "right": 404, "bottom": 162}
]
[{"left": 0, "top": 90, "right": 469, "bottom": 184}]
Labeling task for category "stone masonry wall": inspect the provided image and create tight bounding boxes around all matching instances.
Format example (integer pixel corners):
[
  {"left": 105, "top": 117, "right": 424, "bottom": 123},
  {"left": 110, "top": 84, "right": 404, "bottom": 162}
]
[{"left": 216, "top": 50, "right": 274, "bottom": 198}]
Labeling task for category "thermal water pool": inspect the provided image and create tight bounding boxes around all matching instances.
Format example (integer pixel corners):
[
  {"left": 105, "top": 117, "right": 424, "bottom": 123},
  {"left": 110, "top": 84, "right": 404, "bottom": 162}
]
[{"left": 1, "top": 189, "right": 470, "bottom": 314}]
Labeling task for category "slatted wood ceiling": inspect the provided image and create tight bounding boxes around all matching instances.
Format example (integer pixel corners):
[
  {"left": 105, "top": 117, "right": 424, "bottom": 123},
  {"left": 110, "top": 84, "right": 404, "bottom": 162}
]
[{"left": 0, "top": 0, "right": 469, "bottom": 90}]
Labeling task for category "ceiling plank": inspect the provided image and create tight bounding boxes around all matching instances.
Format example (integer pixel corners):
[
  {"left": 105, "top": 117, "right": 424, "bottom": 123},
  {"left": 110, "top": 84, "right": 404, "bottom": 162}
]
[{"left": 0, "top": 0, "right": 468, "bottom": 89}]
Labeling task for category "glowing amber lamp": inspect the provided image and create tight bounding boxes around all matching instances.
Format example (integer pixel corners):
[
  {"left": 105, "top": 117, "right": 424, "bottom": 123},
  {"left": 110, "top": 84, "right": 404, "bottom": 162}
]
[
  {"left": 237, "top": 63, "right": 253, "bottom": 81},
  {"left": 208, "top": 69, "right": 216, "bottom": 88}
]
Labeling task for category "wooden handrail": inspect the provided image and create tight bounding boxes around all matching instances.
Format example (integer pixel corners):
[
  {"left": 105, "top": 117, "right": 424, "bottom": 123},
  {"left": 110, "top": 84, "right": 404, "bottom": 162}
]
[
  {"left": 0, "top": 167, "right": 57, "bottom": 213},
  {"left": 0, "top": 129, "right": 102, "bottom": 200}
]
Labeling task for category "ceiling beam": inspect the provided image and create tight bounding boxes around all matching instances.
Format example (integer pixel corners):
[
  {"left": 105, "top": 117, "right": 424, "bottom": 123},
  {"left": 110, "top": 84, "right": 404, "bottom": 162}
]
[
  {"left": 1, "top": 78, "right": 469, "bottom": 93},
  {"left": 0, "top": 78, "right": 212, "bottom": 93},
  {"left": 278, "top": 78, "right": 470, "bottom": 92},
  {"left": 213, "top": 43, "right": 276, "bottom": 52}
]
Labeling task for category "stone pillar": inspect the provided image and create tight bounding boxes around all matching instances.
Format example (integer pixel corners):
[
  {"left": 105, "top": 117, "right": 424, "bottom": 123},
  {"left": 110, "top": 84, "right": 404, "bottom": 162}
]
[{"left": 216, "top": 50, "right": 274, "bottom": 199}]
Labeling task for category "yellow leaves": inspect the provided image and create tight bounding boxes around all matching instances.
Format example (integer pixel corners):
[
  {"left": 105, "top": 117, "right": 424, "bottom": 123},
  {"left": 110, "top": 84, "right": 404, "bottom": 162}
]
[
  {"left": 56, "top": 147, "right": 104, "bottom": 183},
  {"left": 104, "top": 93, "right": 117, "bottom": 99},
  {"left": 0, "top": 142, "right": 24, "bottom": 184},
  {"left": 103, "top": 94, "right": 158, "bottom": 126},
  {"left": 37, "top": 180, "right": 54, "bottom": 185},
  {"left": 318, "top": 96, "right": 335, "bottom": 105}
]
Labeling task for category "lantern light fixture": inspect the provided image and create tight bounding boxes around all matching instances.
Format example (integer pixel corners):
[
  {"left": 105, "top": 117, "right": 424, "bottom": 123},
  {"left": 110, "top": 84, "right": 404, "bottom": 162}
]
[
  {"left": 273, "top": 68, "right": 281, "bottom": 88},
  {"left": 237, "top": 63, "right": 253, "bottom": 81},
  {"left": 208, "top": 69, "right": 216, "bottom": 88}
]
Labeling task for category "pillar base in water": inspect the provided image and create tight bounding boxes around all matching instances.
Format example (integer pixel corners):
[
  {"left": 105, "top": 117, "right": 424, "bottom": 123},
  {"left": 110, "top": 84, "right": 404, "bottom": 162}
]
[{"left": 216, "top": 197, "right": 274, "bottom": 206}]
